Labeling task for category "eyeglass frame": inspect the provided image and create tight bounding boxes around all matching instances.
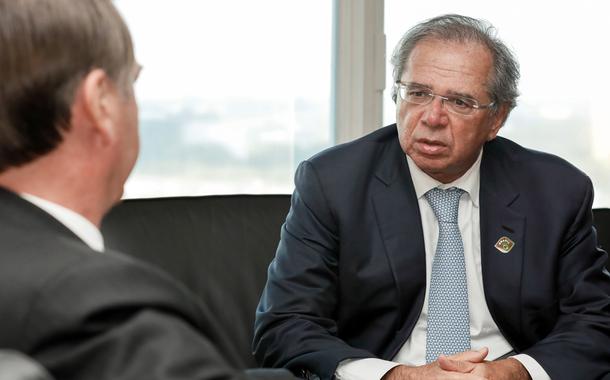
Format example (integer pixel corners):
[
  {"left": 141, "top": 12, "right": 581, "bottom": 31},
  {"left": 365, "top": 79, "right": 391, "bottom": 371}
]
[{"left": 394, "top": 81, "right": 496, "bottom": 116}]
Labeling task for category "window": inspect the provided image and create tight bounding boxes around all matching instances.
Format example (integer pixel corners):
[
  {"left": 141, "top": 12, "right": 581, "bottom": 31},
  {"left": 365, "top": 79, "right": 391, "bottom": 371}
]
[
  {"left": 384, "top": 1, "right": 610, "bottom": 207},
  {"left": 115, "top": 0, "right": 333, "bottom": 197}
]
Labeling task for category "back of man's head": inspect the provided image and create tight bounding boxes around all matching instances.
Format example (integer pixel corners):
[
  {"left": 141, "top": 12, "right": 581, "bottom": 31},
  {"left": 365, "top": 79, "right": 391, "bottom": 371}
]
[{"left": 0, "top": 0, "right": 135, "bottom": 173}]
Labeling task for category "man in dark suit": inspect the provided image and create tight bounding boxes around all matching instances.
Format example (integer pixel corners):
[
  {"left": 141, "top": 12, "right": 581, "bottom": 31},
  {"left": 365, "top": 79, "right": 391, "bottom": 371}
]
[
  {"left": 253, "top": 14, "right": 610, "bottom": 380},
  {"left": 0, "top": 1, "right": 294, "bottom": 379}
]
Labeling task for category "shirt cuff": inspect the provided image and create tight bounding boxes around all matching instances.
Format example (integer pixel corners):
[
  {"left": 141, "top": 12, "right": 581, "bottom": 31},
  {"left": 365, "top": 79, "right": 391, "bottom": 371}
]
[
  {"left": 335, "top": 358, "right": 400, "bottom": 380},
  {"left": 510, "top": 354, "right": 551, "bottom": 380}
]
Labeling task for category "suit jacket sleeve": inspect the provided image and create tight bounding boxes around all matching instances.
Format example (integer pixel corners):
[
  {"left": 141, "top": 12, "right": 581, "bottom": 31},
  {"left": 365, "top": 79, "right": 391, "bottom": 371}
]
[
  {"left": 22, "top": 250, "right": 286, "bottom": 380},
  {"left": 522, "top": 177, "right": 610, "bottom": 379},
  {"left": 253, "top": 161, "right": 374, "bottom": 380}
]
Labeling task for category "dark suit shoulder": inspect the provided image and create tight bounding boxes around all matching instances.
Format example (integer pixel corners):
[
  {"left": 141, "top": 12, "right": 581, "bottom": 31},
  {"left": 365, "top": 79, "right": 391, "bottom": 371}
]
[
  {"left": 308, "top": 124, "right": 396, "bottom": 166},
  {"left": 25, "top": 249, "right": 207, "bottom": 347},
  {"left": 17, "top": 246, "right": 261, "bottom": 380},
  {"left": 485, "top": 136, "right": 591, "bottom": 198},
  {"left": 0, "top": 223, "right": 206, "bottom": 348},
  {"left": 487, "top": 136, "right": 589, "bottom": 180},
  {"left": 0, "top": 228, "right": 93, "bottom": 345},
  {"left": 299, "top": 125, "right": 399, "bottom": 192}
]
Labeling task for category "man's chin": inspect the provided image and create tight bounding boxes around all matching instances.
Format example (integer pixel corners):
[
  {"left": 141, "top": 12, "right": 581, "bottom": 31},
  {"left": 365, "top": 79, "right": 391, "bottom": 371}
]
[{"left": 410, "top": 154, "right": 448, "bottom": 173}]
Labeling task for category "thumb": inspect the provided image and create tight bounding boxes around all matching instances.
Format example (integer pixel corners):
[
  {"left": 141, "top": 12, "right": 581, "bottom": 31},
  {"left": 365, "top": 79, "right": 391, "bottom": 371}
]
[
  {"left": 448, "top": 347, "right": 489, "bottom": 363},
  {"left": 438, "top": 355, "right": 476, "bottom": 373}
]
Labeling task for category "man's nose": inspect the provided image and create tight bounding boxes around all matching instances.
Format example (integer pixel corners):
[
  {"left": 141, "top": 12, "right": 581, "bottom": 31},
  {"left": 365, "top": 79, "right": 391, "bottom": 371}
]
[{"left": 422, "top": 96, "right": 449, "bottom": 127}]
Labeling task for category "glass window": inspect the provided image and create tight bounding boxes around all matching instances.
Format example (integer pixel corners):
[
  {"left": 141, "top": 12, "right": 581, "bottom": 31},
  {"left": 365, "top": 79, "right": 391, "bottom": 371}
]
[
  {"left": 115, "top": 0, "right": 333, "bottom": 197},
  {"left": 384, "top": 1, "right": 610, "bottom": 207}
]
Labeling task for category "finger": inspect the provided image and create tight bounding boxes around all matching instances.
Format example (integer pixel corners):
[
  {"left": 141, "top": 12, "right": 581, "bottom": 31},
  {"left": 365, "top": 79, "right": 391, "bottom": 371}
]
[
  {"left": 448, "top": 373, "right": 487, "bottom": 380},
  {"left": 437, "top": 369, "right": 487, "bottom": 380},
  {"left": 438, "top": 355, "right": 476, "bottom": 373},
  {"left": 448, "top": 347, "right": 489, "bottom": 363}
]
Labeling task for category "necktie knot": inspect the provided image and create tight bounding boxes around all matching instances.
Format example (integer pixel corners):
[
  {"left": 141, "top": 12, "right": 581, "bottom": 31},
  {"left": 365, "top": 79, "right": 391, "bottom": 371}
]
[{"left": 425, "top": 187, "right": 464, "bottom": 224}]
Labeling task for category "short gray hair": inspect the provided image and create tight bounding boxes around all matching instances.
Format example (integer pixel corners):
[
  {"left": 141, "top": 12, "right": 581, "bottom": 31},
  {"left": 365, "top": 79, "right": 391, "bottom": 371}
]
[{"left": 390, "top": 14, "right": 520, "bottom": 112}]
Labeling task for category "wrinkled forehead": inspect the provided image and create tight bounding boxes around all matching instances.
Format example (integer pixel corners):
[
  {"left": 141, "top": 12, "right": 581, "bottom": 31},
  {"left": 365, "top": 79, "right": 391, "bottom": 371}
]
[{"left": 402, "top": 38, "right": 493, "bottom": 97}]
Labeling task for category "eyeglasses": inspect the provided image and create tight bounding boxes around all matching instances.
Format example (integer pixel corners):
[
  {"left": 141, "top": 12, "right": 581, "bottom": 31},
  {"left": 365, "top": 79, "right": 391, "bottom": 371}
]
[{"left": 394, "top": 82, "right": 495, "bottom": 116}]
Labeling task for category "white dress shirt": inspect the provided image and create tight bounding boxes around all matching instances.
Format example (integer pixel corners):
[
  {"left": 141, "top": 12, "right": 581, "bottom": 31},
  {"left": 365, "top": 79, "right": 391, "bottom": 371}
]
[
  {"left": 20, "top": 193, "right": 105, "bottom": 252},
  {"left": 335, "top": 151, "right": 550, "bottom": 380}
]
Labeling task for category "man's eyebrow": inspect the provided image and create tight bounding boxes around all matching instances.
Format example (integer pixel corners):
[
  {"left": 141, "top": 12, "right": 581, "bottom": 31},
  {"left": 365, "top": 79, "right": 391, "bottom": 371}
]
[
  {"left": 446, "top": 89, "right": 477, "bottom": 100},
  {"left": 404, "top": 81, "right": 479, "bottom": 99},
  {"left": 404, "top": 81, "right": 432, "bottom": 90}
]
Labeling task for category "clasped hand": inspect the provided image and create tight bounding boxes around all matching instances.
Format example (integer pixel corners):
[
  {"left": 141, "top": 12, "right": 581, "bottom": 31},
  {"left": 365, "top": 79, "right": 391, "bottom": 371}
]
[{"left": 381, "top": 348, "right": 531, "bottom": 380}]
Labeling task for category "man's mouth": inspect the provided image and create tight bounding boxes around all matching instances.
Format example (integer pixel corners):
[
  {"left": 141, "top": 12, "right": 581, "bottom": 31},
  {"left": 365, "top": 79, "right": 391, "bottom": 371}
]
[{"left": 415, "top": 139, "right": 448, "bottom": 155}]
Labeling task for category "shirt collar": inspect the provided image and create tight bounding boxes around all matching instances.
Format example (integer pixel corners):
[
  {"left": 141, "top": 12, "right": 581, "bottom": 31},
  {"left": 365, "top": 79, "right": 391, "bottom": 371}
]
[
  {"left": 19, "top": 193, "right": 105, "bottom": 252},
  {"left": 406, "top": 149, "right": 482, "bottom": 207}
]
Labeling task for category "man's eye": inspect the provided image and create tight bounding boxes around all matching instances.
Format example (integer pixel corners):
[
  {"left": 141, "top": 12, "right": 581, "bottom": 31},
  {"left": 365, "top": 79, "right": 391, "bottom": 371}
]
[
  {"left": 450, "top": 97, "right": 474, "bottom": 108},
  {"left": 408, "top": 91, "right": 428, "bottom": 98}
]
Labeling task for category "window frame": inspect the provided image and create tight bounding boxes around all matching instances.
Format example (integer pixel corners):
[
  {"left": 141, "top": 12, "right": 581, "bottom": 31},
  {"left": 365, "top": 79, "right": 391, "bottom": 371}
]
[{"left": 333, "top": 0, "right": 386, "bottom": 143}]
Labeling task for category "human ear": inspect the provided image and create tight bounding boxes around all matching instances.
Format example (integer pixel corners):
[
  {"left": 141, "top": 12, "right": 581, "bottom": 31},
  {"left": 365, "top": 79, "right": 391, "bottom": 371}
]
[
  {"left": 486, "top": 104, "right": 510, "bottom": 141},
  {"left": 79, "top": 69, "right": 118, "bottom": 144}
]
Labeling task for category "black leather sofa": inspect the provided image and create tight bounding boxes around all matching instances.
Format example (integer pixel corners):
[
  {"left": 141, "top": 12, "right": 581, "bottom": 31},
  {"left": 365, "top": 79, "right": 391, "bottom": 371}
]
[{"left": 100, "top": 195, "right": 610, "bottom": 369}]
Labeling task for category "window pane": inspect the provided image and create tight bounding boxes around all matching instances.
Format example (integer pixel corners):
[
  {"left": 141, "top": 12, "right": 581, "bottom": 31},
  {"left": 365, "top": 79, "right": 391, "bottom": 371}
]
[
  {"left": 115, "top": 0, "right": 333, "bottom": 197},
  {"left": 384, "top": 1, "right": 610, "bottom": 207}
]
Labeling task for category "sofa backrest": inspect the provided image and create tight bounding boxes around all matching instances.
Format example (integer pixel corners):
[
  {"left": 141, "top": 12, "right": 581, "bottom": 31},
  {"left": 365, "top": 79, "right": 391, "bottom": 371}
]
[{"left": 101, "top": 195, "right": 291, "bottom": 368}]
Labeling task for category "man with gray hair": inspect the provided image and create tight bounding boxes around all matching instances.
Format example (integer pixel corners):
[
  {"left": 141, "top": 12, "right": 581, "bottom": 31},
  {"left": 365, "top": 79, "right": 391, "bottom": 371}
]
[
  {"left": 254, "top": 14, "right": 610, "bottom": 380},
  {"left": 0, "top": 1, "right": 296, "bottom": 379}
]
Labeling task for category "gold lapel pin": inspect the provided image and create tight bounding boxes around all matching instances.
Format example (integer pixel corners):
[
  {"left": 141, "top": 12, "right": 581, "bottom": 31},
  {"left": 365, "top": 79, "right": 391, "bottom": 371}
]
[{"left": 494, "top": 236, "right": 515, "bottom": 253}]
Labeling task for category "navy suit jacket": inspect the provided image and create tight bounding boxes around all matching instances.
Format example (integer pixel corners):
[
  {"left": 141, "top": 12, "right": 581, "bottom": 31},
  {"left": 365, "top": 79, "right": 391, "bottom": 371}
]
[{"left": 254, "top": 125, "right": 610, "bottom": 380}]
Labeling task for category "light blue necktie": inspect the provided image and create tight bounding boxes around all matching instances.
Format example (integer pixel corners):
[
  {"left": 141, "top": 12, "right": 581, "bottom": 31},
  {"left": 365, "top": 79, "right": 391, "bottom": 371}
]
[{"left": 424, "top": 187, "right": 470, "bottom": 363}]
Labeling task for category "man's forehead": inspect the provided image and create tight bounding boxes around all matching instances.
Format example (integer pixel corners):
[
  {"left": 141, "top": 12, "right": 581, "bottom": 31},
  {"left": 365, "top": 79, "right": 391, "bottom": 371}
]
[
  {"left": 406, "top": 38, "right": 491, "bottom": 69},
  {"left": 401, "top": 38, "right": 492, "bottom": 93}
]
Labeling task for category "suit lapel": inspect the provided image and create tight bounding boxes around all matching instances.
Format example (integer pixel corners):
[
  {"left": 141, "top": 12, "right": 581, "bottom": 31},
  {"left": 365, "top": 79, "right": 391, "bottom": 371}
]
[
  {"left": 371, "top": 136, "right": 427, "bottom": 357},
  {"left": 479, "top": 140, "right": 525, "bottom": 342}
]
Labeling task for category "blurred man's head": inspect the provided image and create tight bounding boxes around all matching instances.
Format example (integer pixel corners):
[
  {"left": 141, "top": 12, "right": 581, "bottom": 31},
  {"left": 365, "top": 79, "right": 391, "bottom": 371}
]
[{"left": 0, "top": 0, "right": 140, "bottom": 221}]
